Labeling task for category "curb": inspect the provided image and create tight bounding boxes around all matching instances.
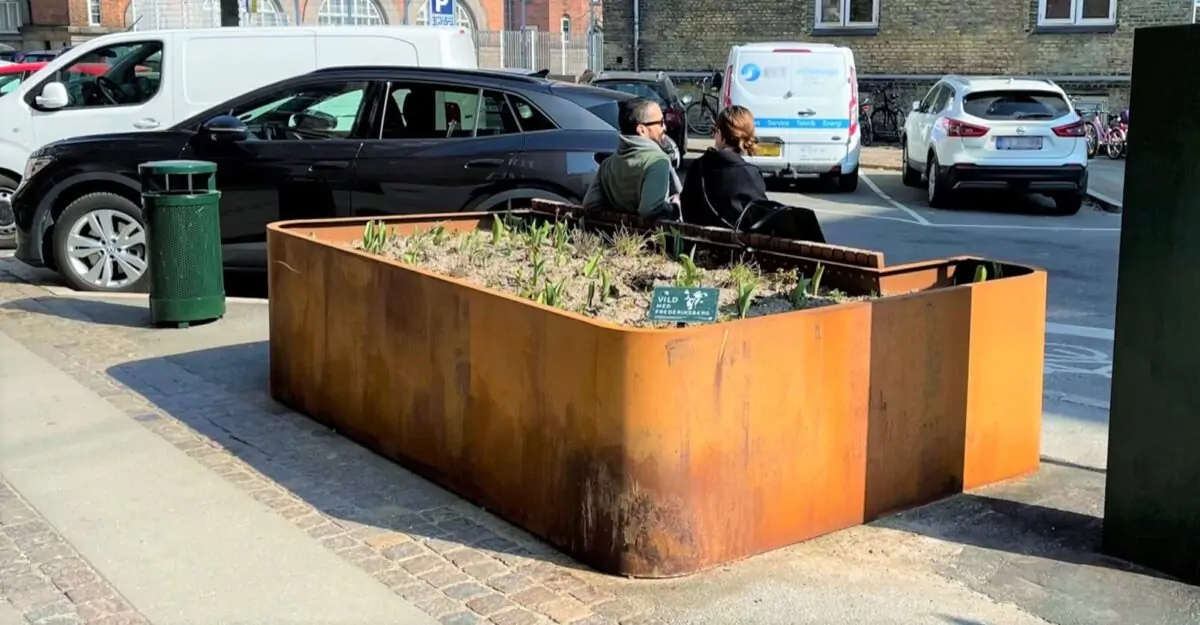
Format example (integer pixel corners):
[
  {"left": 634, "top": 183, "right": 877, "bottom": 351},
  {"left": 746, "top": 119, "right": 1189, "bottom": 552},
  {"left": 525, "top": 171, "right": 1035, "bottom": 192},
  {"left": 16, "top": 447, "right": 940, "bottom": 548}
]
[{"left": 1086, "top": 190, "right": 1123, "bottom": 214}]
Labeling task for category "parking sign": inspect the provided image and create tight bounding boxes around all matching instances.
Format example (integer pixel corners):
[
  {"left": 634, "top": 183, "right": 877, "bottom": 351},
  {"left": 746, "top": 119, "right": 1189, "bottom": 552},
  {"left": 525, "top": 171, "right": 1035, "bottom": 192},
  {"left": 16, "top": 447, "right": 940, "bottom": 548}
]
[{"left": 429, "top": 0, "right": 456, "bottom": 26}]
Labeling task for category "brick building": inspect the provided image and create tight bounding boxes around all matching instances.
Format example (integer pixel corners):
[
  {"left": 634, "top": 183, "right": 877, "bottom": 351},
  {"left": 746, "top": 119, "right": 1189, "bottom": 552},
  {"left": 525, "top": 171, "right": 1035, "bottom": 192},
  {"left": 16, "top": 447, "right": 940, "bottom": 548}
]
[
  {"left": 7, "top": 0, "right": 600, "bottom": 53},
  {"left": 603, "top": 0, "right": 1199, "bottom": 108}
]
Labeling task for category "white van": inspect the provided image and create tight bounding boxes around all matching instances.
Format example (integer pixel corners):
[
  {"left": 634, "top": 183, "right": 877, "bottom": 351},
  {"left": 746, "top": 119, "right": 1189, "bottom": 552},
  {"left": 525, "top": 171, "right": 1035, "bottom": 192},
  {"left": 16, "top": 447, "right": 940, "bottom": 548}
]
[
  {"left": 719, "top": 42, "right": 861, "bottom": 192},
  {"left": 0, "top": 25, "right": 476, "bottom": 241}
]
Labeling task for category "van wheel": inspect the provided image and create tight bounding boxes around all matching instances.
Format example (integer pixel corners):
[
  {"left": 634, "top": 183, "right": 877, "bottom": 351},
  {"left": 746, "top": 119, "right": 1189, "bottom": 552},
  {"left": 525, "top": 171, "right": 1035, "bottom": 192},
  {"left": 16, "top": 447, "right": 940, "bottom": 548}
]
[
  {"left": 833, "top": 169, "right": 859, "bottom": 193},
  {"left": 52, "top": 192, "right": 149, "bottom": 293}
]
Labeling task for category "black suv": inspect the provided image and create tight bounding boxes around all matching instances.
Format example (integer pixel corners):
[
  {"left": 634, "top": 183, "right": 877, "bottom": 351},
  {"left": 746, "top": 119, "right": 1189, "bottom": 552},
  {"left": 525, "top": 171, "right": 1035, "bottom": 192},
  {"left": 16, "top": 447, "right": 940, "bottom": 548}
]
[
  {"left": 588, "top": 71, "right": 688, "bottom": 154},
  {"left": 11, "top": 66, "right": 632, "bottom": 293}
]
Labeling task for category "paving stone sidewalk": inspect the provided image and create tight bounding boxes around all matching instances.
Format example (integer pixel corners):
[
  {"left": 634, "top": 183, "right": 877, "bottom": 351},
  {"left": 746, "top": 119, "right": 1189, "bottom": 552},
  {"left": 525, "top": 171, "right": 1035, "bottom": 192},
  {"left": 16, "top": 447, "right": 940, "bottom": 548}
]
[
  {"left": 0, "top": 480, "right": 150, "bottom": 625},
  {"left": 0, "top": 272, "right": 660, "bottom": 625}
]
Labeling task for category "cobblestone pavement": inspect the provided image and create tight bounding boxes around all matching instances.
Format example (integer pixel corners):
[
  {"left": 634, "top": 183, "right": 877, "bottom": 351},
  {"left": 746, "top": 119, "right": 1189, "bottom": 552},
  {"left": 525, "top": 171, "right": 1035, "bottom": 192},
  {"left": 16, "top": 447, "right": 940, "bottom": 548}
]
[
  {"left": 0, "top": 480, "right": 150, "bottom": 625},
  {"left": 0, "top": 270, "right": 664, "bottom": 625}
]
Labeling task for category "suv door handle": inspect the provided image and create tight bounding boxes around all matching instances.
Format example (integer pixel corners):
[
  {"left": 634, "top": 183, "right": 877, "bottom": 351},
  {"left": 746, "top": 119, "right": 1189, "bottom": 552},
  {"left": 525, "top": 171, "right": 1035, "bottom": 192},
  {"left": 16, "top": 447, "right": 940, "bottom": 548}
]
[
  {"left": 133, "top": 118, "right": 160, "bottom": 129},
  {"left": 309, "top": 161, "right": 349, "bottom": 173},
  {"left": 465, "top": 158, "right": 504, "bottom": 169}
]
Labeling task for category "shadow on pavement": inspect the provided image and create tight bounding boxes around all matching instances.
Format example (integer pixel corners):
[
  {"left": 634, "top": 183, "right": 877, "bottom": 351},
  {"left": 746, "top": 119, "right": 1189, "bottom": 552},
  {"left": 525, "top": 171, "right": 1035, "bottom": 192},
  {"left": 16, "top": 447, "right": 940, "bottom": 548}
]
[
  {"left": 1, "top": 297, "right": 156, "bottom": 328},
  {"left": 936, "top": 617, "right": 991, "bottom": 625},
  {"left": 105, "top": 341, "right": 583, "bottom": 572},
  {"left": 868, "top": 172, "right": 1083, "bottom": 217},
  {"left": 873, "top": 486, "right": 1176, "bottom": 583}
]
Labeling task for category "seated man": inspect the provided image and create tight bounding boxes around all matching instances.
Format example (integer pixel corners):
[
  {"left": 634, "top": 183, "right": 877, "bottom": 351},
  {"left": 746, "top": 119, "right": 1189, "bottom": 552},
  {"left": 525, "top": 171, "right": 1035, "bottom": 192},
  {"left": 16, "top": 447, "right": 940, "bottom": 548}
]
[{"left": 582, "top": 97, "right": 682, "bottom": 219}]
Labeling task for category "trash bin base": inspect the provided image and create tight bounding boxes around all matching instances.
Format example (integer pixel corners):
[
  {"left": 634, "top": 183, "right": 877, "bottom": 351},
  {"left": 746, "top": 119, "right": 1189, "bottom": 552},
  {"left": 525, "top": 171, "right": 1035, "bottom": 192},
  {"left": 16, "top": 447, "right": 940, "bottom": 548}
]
[{"left": 150, "top": 295, "right": 226, "bottom": 326}]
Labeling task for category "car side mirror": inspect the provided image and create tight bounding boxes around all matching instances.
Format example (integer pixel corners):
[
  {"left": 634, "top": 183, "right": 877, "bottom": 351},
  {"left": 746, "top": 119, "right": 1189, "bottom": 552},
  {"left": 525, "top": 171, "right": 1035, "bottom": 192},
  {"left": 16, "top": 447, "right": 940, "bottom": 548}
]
[
  {"left": 34, "top": 82, "right": 69, "bottom": 110},
  {"left": 199, "top": 114, "right": 249, "bottom": 143},
  {"left": 680, "top": 94, "right": 694, "bottom": 105},
  {"left": 911, "top": 101, "right": 921, "bottom": 112}
]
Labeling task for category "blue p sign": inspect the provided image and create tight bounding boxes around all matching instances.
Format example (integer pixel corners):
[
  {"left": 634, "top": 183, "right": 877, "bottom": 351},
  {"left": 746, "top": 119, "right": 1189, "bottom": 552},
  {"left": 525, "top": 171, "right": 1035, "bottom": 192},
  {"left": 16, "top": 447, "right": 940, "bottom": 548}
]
[{"left": 429, "top": 0, "right": 455, "bottom": 25}]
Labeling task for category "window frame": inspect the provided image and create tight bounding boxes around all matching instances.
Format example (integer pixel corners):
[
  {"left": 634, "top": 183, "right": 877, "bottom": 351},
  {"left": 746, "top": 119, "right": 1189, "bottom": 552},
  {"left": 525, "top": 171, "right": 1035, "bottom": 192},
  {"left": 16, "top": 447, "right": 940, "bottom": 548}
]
[
  {"left": 375, "top": 79, "right": 486, "bottom": 141},
  {"left": 813, "top": 0, "right": 879, "bottom": 30},
  {"left": 503, "top": 92, "right": 558, "bottom": 134},
  {"left": 1036, "top": 0, "right": 1117, "bottom": 27},
  {"left": 88, "top": 0, "right": 101, "bottom": 26}
]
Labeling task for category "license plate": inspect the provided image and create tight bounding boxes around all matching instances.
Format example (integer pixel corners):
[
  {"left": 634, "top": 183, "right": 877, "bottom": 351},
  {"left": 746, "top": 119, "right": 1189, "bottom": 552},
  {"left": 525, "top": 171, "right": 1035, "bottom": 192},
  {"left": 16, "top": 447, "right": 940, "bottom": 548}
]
[
  {"left": 997, "top": 136, "right": 1043, "bottom": 150},
  {"left": 757, "top": 144, "right": 782, "bottom": 157}
]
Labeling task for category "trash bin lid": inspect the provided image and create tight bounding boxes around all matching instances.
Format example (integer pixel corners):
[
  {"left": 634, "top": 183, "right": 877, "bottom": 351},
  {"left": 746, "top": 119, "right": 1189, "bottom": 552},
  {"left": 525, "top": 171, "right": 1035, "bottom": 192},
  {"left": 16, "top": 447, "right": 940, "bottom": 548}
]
[{"left": 138, "top": 160, "right": 217, "bottom": 175}]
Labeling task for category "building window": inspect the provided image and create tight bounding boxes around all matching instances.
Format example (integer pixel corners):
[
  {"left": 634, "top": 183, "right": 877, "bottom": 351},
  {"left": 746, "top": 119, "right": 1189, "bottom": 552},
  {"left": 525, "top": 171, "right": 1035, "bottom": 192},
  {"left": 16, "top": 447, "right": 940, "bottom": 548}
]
[
  {"left": 414, "top": 3, "right": 475, "bottom": 29},
  {"left": 561, "top": 15, "right": 570, "bottom": 35},
  {"left": 203, "top": 0, "right": 289, "bottom": 26},
  {"left": 815, "top": 0, "right": 877, "bottom": 28},
  {"left": 88, "top": 0, "right": 101, "bottom": 25},
  {"left": 318, "top": 0, "right": 386, "bottom": 25},
  {"left": 1037, "top": 0, "right": 1116, "bottom": 26}
]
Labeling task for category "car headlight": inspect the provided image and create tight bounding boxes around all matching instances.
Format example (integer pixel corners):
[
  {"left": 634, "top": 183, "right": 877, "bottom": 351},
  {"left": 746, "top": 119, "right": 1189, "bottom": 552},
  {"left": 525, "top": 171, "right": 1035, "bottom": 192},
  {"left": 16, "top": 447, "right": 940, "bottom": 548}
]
[{"left": 19, "top": 154, "right": 53, "bottom": 188}]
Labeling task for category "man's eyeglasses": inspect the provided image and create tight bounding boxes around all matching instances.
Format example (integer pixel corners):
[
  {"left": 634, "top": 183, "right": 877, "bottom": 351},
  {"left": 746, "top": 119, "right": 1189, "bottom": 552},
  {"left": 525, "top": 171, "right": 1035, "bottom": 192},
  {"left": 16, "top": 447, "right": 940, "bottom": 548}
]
[{"left": 640, "top": 119, "right": 665, "bottom": 127}]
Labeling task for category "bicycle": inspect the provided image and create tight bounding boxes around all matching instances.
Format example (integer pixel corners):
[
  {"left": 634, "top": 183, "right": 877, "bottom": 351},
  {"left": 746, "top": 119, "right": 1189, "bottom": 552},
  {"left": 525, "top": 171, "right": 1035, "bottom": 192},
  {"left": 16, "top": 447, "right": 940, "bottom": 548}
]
[
  {"left": 867, "top": 85, "right": 904, "bottom": 142},
  {"left": 858, "top": 95, "right": 875, "bottom": 146},
  {"left": 685, "top": 74, "right": 721, "bottom": 136}
]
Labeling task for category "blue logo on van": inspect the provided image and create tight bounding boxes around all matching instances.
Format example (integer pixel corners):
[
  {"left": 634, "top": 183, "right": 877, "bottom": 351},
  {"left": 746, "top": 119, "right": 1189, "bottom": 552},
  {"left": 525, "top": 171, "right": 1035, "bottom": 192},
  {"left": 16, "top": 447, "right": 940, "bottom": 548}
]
[{"left": 740, "top": 63, "right": 762, "bottom": 82}]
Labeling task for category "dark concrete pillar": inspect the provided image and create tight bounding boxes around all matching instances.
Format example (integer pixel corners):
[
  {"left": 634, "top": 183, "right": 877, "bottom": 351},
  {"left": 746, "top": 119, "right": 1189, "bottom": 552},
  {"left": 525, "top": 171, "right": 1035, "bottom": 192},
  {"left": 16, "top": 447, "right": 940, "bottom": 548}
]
[{"left": 1104, "top": 23, "right": 1200, "bottom": 584}]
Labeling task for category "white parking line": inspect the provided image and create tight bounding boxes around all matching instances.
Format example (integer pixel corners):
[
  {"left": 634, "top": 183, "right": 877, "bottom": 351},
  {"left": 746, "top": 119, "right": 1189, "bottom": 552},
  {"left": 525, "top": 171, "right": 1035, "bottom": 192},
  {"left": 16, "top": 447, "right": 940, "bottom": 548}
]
[
  {"left": 856, "top": 172, "right": 1121, "bottom": 233},
  {"left": 1046, "top": 322, "right": 1114, "bottom": 341},
  {"left": 859, "top": 174, "right": 931, "bottom": 226}
]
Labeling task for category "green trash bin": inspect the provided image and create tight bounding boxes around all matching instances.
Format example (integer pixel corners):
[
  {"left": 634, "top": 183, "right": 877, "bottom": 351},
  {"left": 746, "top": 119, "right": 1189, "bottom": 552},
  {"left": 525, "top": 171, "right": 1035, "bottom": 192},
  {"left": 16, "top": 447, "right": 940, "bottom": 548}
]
[{"left": 139, "top": 160, "right": 225, "bottom": 328}]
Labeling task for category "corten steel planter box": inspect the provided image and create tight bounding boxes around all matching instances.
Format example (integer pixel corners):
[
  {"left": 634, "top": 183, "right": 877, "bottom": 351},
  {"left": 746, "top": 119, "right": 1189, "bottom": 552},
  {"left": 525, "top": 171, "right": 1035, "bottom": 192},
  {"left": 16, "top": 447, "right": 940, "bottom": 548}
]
[{"left": 267, "top": 204, "right": 1046, "bottom": 578}]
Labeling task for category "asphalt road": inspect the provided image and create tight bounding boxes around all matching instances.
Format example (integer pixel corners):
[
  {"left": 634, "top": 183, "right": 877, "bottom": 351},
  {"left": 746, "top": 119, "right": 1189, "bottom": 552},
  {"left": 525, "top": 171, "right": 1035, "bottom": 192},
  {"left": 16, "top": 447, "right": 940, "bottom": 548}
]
[{"left": 765, "top": 169, "right": 1120, "bottom": 472}]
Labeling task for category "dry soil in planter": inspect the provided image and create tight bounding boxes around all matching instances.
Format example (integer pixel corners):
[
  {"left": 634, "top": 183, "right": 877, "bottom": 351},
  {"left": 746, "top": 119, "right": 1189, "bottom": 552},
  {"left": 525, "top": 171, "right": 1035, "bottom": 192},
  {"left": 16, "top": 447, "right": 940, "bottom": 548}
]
[{"left": 353, "top": 215, "right": 873, "bottom": 327}]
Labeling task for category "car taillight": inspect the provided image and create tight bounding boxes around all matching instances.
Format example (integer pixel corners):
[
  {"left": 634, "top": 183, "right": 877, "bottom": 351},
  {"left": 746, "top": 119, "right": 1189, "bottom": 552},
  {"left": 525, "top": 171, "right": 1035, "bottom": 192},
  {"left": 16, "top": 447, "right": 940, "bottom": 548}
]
[
  {"left": 939, "top": 118, "right": 989, "bottom": 138},
  {"left": 722, "top": 64, "right": 732, "bottom": 110},
  {"left": 663, "top": 109, "right": 680, "bottom": 125},
  {"left": 1052, "top": 120, "right": 1087, "bottom": 137}
]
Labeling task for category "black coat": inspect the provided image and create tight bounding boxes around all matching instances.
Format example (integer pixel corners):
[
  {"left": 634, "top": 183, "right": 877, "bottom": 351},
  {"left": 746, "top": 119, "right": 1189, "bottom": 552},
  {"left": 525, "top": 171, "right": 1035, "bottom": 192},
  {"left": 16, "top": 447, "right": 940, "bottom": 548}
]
[{"left": 680, "top": 147, "right": 769, "bottom": 228}]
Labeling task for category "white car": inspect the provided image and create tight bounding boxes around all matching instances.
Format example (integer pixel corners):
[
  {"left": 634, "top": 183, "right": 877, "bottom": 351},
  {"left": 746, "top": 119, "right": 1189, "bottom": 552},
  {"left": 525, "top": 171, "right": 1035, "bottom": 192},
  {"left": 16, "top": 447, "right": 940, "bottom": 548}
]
[{"left": 900, "top": 75, "right": 1088, "bottom": 214}]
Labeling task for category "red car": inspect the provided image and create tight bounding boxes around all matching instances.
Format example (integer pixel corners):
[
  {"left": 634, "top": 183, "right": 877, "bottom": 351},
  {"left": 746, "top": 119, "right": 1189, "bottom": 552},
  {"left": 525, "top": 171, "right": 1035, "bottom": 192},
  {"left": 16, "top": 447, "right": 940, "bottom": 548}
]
[{"left": 0, "top": 61, "right": 150, "bottom": 96}]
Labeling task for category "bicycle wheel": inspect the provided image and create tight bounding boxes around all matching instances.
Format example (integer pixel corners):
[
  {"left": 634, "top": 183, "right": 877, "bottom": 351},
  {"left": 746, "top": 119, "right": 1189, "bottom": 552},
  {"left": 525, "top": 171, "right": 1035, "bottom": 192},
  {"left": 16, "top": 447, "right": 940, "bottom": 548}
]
[
  {"left": 1106, "top": 129, "right": 1125, "bottom": 160},
  {"left": 870, "top": 108, "right": 897, "bottom": 140},
  {"left": 687, "top": 100, "right": 716, "bottom": 136},
  {"left": 859, "top": 114, "right": 874, "bottom": 146},
  {"left": 1084, "top": 124, "right": 1097, "bottom": 159}
]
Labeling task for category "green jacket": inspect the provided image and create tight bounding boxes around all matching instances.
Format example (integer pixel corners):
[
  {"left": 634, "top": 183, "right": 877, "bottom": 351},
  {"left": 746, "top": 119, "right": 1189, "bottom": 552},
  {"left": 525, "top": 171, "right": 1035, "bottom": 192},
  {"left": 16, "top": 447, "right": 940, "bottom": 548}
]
[{"left": 582, "top": 135, "right": 681, "bottom": 219}]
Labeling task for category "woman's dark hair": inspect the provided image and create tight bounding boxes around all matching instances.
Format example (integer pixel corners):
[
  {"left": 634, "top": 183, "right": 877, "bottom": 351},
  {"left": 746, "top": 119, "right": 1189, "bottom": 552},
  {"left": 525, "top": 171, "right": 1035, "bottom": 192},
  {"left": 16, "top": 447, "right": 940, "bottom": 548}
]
[{"left": 716, "top": 105, "right": 758, "bottom": 156}]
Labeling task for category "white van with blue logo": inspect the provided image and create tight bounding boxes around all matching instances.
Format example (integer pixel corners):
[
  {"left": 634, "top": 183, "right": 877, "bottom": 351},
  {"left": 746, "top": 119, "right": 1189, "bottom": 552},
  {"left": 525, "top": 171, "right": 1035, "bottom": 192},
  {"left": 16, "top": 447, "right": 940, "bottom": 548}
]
[{"left": 719, "top": 42, "right": 861, "bottom": 192}]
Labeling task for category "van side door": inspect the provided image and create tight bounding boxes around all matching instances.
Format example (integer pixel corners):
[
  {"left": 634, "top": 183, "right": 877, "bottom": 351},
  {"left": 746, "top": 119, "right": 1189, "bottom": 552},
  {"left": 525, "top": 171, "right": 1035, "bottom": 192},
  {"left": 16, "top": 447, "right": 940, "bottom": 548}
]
[{"left": 27, "top": 36, "right": 173, "bottom": 149}]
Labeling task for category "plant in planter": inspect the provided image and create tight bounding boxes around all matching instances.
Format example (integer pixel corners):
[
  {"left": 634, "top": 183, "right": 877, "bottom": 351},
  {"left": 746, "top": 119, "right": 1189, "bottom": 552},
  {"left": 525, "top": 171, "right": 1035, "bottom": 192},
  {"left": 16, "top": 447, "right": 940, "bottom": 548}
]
[
  {"left": 352, "top": 214, "right": 867, "bottom": 326},
  {"left": 269, "top": 204, "right": 1048, "bottom": 578}
]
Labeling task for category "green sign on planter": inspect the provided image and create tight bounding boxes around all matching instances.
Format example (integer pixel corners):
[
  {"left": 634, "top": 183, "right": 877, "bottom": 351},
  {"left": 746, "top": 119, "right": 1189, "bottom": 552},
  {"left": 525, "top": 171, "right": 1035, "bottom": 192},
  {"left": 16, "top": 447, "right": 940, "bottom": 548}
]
[{"left": 647, "top": 287, "right": 721, "bottom": 323}]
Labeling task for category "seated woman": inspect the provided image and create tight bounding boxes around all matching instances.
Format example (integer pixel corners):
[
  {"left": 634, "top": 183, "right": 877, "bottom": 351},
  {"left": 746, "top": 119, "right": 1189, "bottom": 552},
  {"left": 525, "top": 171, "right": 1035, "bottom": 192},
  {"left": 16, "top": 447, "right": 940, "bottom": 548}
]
[
  {"left": 680, "top": 105, "right": 768, "bottom": 228},
  {"left": 680, "top": 105, "right": 825, "bottom": 242}
]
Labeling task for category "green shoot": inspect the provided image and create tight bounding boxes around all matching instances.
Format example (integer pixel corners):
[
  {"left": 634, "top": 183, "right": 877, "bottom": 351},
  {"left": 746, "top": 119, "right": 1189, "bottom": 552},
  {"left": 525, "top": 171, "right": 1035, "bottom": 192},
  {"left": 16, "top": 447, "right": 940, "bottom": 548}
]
[
  {"left": 735, "top": 278, "right": 757, "bottom": 319},
  {"left": 810, "top": 263, "right": 826, "bottom": 296},
  {"left": 651, "top": 228, "right": 668, "bottom": 257},
  {"left": 669, "top": 227, "right": 685, "bottom": 259},
  {"left": 582, "top": 252, "right": 603, "bottom": 279},
  {"left": 974, "top": 265, "right": 988, "bottom": 283},
  {"left": 674, "top": 246, "right": 702, "bottom": 288},
  {"left": 552, "top": 220, "right": 569, "bottom": 251},
  {"left": 524, "top": 221, "right": 551, "bottom": 249},
  {"left": 542, "top": 278, "right": 568, "bottom": 308},
  {"left": 429, "top": 223, "right": 447, "bottom": 246},
  {"left": 599, "top": 268, "right": 615, "bottom": 303},
  {"left": 531, "top": 254, "right": 547, "bottom": 286},
  {"left": 586, "top": 281, "right": 597, "bottom": 309},
  {"left": 361, "top": 220, "right": 392, "bottom": 254},
  {"left": 490, "top": 214, "right": 507, "bottom": 246},
  {"left": 790, "top": 280, "right": 810, "bottom": 309},
  {"left": 609, "top": 227, "right": 646, "bottom": 256}
]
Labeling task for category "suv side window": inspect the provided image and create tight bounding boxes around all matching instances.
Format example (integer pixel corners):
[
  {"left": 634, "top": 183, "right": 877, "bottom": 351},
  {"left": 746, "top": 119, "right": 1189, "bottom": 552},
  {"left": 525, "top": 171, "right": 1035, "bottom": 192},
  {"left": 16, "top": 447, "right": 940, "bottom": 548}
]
[
  {"left": 505, "top": 94, "right": 556, "bottom": 132},
  {"left": 231, "top": 80, "right": 368, "bottom": 140},
  {"left": 918, "top": 85, "right": 944, "bottom": 114},
  {"left": 41, "top": 41, "right": 164, "bottom": 109},
  {"left": 931, "top": 86, "right": 954, "bottom": 113},
  {"left": 382, "top": 81, "right": 487, "bottom": 139}
]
